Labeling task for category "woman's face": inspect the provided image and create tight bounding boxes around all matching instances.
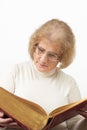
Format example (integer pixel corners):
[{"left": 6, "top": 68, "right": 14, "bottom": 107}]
[{"left": 33, "top": 38, "right": 62, "bottom": 73}]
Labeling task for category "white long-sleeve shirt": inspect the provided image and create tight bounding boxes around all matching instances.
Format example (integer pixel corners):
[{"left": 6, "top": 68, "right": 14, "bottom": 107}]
[{"left": 0, "top": 60, "right": 82, "bottom": 130}]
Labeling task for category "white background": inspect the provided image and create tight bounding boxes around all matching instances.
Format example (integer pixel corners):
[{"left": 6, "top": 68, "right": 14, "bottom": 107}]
[{"left": 0, "top": 0, "right": 87, "bottom": 97}]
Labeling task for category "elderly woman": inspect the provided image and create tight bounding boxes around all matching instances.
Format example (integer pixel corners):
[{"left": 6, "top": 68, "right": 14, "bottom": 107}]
[{"left": 0, "top": 19, "right": 87, "bottom": 130}]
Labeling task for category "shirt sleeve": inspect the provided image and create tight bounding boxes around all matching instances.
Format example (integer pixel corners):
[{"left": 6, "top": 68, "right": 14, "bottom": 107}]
[
  {"left": 0, "top": 127, "right": 7, "bottom": 130},
  {"left": 0, "top": 65, "right": 16, "bottom": 93},
  {"left": 66, "top": 78, "right": 83, "bottom": 130},
  {"left": 68, "top": 79, "right": 81, "bottom": 103}
]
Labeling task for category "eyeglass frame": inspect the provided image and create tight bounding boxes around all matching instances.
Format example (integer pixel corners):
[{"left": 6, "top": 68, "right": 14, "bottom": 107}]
[{"left": 34, "top": 45, "right": 62, "bottom": 62}]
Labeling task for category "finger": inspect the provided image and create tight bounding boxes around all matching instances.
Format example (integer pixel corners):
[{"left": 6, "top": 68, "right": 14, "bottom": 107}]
[
  {"left": 0, "top": 117, "right": 13, "bottom": 124},
  {"left": 7, "top": 122, "right": 22, "bottom": 129},
  {"left": 0, "top": 111, "right": 4, "bottom": 117},
  {"left": 7, "top": 122, "right": 18, "bottom": 126},
  {"left": 78, "top": 110, "right": 87, "bottom": 118}
]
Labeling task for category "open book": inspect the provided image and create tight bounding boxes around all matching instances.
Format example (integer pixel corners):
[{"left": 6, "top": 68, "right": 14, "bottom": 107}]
[{"left": 0, "top": 87, "right": 87, "bottom": 130}]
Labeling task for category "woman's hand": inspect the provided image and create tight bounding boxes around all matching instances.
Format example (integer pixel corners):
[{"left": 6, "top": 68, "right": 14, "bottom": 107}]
[
  {"left": 0, "top": 110, "right": 22, "bottom": 129},
  {"left": 78, "top": 109, "right": 87, "bottom": 118}
]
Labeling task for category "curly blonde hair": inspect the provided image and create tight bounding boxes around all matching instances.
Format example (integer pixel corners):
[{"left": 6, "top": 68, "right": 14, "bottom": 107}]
[{"left": 28, "top": 19, "right": 75, "bottom": 68}]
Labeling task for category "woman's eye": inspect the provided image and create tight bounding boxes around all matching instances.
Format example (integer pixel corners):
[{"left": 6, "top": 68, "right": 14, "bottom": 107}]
[
  {"left": 48, "top": 54, "right": 56, "bottom": 58},
  {"left": 38, "top": 47, "right": 44, "bottom": 53}
]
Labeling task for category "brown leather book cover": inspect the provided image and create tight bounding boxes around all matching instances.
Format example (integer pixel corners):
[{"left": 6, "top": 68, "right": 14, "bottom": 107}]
[
  {"left": 44, "top": 98, "right": 87, "bottom": 130},
  {"left": 0, "top": 87, "right": 87, "bottom": 130}
]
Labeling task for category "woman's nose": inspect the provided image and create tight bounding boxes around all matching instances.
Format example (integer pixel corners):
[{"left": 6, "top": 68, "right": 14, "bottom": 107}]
[{"left": 40, "top": 53, "right": 48, "bottom": 62}]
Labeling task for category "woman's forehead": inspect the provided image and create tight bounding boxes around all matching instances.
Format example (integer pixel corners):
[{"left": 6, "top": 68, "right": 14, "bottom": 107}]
[{"left": 38, "top": 38, "right": 62, "bottom": 52}]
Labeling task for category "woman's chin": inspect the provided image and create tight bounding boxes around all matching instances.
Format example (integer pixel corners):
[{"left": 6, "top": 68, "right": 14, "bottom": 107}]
[{"left": 37, "top": 67, "right": 47, "bottom": 72}]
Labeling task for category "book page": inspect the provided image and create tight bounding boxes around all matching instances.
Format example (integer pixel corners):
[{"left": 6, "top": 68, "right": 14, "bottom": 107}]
[
  {"left": 14, "top": 94, "right": 47, "bottom": 115},
  {"left": 0, "top": 87, "right": 48, "bottom": 130},
  {"left": 49, "top": 99, "right": 87, "bottom": 117}
]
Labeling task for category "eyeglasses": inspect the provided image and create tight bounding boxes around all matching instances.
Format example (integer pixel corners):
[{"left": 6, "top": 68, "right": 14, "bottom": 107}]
[{"left": 34, "top": 46, "right": 61, "bottom": 61}]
